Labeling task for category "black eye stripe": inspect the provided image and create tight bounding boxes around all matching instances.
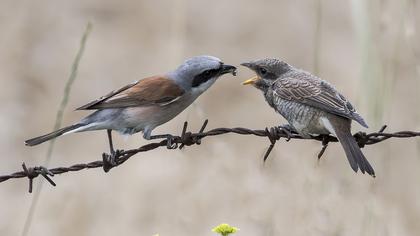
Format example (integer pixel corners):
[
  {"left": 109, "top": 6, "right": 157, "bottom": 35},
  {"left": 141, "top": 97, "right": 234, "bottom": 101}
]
[{"left": 192, "top": 69, "right": 219, "bottom": 87}]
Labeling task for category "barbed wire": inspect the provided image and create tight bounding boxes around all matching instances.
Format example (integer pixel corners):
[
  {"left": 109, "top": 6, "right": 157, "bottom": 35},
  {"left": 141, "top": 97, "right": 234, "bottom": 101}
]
[{"left": 1, "top": 120, "right": 420, "bottom": 192}]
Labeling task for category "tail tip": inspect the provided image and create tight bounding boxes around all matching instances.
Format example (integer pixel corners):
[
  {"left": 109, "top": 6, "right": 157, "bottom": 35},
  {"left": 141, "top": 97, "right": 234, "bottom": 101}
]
[
  {"left": 368, "top": 169, "right": 376, "bottom": 178},
  {"left": 24, "top": 140, "right": 35, "bottom": 146}
]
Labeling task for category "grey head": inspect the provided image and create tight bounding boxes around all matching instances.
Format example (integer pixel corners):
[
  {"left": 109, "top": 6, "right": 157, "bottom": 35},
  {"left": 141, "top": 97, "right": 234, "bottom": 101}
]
[
  {"left": 168, "top": 55, "right": 237, "bottom": 93},
  {"left": 241, "top": 58, "right": 292, "bottom": 91}
]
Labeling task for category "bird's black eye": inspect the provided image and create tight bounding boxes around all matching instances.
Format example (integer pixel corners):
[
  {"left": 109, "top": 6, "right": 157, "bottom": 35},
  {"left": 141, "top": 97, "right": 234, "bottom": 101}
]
[
  {"left": 203, "top": 70, "right": 212, "bottom": 76},
  {"left": 259, "top": 67, "right": 267, "bottom": 75}
]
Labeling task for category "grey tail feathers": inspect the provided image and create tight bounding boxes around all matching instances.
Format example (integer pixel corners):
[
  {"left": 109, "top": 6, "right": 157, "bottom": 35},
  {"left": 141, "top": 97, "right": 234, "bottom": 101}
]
[
  {"left": 330, "top": 117, "right": 375, "bottom": 177},
  {"left": 25, "top": 124, "right": 84, "bottom": 146}
]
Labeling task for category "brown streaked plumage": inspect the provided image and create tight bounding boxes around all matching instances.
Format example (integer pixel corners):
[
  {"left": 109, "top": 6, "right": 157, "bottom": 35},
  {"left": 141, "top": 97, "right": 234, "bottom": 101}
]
[
  {"left": 271, "top": 73, "right": 368, "bottom": 128},
  {"left": 242, "top": 58, "right": 375, "bottom": 177}
]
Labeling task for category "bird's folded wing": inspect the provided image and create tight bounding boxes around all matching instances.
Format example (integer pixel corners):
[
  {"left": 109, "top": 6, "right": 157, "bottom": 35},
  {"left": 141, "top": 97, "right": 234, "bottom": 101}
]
[
  {"left": 76, "top": 76, "right": 185, "bottom": 110},
  {"left": 272, "top": 74, "right": 368, "bottom": 127}
]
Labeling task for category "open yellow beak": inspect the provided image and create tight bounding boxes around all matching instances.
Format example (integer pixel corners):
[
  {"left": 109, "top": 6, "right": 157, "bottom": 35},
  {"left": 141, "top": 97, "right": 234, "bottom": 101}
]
[{"left": 242, "top": 76, "right": 260, "bottom": 85}]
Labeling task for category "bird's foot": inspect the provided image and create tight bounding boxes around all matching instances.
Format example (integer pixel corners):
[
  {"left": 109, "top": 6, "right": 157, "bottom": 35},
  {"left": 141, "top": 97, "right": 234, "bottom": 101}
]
[
  {"left": 102, "top": 149, "right": 123, "bottom": 172},
  {"left": 278, "top": 124, "right": 297, "bottom": 132},
  {"left": 276, "top": 124, "right": 297, "bottom": 141},
  {"left": 164, "top": 134, "right": 178, "bottom": 149},
  {"left": 149, "top": 134, "right": 178, "bottom": 149}
]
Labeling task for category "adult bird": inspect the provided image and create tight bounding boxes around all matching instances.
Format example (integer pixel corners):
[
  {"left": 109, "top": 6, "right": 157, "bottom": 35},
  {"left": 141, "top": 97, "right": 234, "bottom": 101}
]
[
  {"left": 241, "top": 58, "right": 375, "bottom": 177},
  {"left": 26, "top": 55, "right": 236, "bottom": 160}
]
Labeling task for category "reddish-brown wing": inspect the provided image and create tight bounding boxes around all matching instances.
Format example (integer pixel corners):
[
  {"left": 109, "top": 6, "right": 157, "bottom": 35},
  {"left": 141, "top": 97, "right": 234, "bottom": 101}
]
[{"left": 76, "top": 76, "right": 185, "bottom": 110}]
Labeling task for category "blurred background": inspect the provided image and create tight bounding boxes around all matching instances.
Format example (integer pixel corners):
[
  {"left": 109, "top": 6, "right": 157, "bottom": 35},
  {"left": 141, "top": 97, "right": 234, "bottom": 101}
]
[{"left": 1, "top": 0, "right": 419, "bottom": 235}]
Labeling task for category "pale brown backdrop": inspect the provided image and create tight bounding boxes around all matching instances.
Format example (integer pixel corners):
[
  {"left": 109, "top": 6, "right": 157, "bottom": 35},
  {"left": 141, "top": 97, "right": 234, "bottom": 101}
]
[{"left": 1, "top": 0, "right": 420, "bottom": 235}]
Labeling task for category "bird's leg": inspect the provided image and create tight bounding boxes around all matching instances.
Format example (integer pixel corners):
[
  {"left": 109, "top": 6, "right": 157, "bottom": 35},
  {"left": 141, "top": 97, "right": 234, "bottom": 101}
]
[
  {"left": 107, "top": 129, "right": 115, "bottom": 155},
  {"left": 102, "top": 129, "right": 121, "bottom": 172}
]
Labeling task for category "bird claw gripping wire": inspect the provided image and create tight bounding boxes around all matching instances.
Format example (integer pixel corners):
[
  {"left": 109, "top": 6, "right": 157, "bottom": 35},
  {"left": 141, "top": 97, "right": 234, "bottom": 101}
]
[
  {"left": 22, "top": 162, "right": 56, "bottom": 193},
  {"left": 102, "top": 149, "right": 123, "bottom": 173},
  {"left": 165, "top": 135, "right": 178, "bottom": 149},
  {"left": 276, "top": 124, "right": 297, "bottom": 141}
]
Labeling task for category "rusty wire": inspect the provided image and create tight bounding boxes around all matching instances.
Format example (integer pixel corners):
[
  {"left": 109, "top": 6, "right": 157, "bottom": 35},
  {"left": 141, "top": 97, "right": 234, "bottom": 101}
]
[{"left": 1, "top": 120, "right": 419, "bottom": 192}]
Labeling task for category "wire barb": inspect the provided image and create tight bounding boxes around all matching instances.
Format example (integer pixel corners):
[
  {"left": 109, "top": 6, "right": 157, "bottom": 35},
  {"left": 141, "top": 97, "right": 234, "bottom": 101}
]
[
  {"left": 317, "top": 135, "right": 331, "bottom": 160},
  {"left": 21, "top": 162, "right": 56, "bottom": 193},
  {"left": 1, "top": 121, "right": 420, "bottom": 192}
]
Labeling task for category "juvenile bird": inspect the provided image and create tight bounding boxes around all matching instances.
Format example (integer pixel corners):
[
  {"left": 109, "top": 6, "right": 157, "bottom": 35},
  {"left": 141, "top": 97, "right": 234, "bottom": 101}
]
[
  {"left": 241, "top": 58, "right": 375, "bottom": 177},
  {"left": 26, "top": 55, "right": 236, "bottom": 154}
]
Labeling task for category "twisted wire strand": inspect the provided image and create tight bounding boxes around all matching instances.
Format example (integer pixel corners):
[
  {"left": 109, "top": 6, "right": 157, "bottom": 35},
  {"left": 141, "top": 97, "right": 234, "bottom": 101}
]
[{"left": 1, "top": 120, "right": 419, "bottom": 192}]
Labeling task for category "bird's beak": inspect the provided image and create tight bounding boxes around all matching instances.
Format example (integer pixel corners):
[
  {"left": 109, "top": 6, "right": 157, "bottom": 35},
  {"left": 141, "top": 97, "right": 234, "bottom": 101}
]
[
  {"left": 241, "top": 62, "right": 259, "bottom": 85},
  {"left": 240, "top": 62, "right": 253, "bottom": 68},
  {"left": 220, "top": 64, "right": 237, "bottom": 76},
  {"left": 242, "top": 76, "right": 260, "bottom": 85}
]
